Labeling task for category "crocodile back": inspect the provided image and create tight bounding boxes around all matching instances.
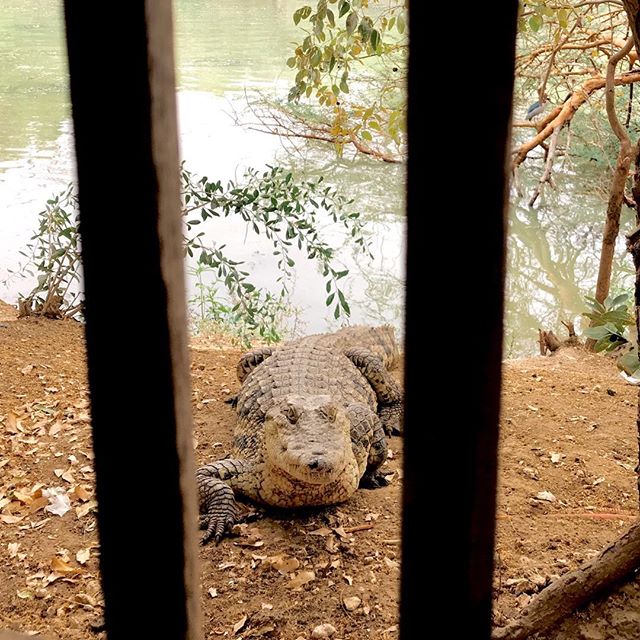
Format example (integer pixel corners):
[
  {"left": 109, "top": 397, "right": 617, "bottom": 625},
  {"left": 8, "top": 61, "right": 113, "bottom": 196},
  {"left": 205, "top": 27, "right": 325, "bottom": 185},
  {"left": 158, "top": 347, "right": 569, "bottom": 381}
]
[
  {"left": 236, "top": 341, "right": 377, "bottom": 427},
  {"left": 306, "top": 325, "right": 400, "bottom": 370}
]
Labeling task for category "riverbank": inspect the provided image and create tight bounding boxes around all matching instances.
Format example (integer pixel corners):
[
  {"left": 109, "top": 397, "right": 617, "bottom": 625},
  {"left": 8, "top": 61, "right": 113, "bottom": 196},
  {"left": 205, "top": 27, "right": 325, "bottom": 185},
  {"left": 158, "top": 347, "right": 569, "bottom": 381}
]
[
  {"left": 0, "top": 312, "right": 402, "bottom": 639},
  {"left": 2, "top": 311, "right": 640, "bottom": 638}
]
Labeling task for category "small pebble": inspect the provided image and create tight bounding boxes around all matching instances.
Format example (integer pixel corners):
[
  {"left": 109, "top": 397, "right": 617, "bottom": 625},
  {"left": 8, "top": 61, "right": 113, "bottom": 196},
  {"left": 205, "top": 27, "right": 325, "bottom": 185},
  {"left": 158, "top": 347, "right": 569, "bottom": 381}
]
[{"left": 312, "top": 623, "right": 337, "bottom": 639}]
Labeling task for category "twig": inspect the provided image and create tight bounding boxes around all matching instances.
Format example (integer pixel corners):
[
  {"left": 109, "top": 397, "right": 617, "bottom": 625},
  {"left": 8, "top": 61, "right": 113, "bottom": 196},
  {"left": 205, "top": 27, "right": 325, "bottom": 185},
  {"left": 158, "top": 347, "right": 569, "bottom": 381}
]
[{"left": 342, "top": 523, "right": 375, "bottom": 534}]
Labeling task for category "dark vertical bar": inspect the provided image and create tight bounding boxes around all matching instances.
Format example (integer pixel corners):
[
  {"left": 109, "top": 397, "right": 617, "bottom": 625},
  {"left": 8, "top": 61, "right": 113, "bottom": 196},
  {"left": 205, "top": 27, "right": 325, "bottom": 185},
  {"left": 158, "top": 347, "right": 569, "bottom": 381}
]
[
  {"left": 401, "top": 4, "right": 518, "bottom": 639},
  {"left": 63, "top": 2, "right": 201, "bottom": 639}
]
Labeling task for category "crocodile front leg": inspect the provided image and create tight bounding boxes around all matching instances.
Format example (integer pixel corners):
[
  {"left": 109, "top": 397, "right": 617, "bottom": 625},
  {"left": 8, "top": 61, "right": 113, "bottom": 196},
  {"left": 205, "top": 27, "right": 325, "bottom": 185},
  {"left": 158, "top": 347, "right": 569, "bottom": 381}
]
[
  {"left": 236, "top": 347, "right": 274, "bottom": 383},
  {"left": 344, "top": 348, "right": 403, "bottom": 435},
  {"left": 347, "top": 403, "right": 389, "bottom": 489},
  {"left": 196, "top": 458, "right": 256, "bottom": 544}
]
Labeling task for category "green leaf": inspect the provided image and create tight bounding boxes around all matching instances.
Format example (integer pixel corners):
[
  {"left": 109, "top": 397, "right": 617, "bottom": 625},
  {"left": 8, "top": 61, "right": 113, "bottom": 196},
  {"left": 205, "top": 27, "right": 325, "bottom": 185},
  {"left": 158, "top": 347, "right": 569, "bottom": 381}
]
[
  {"left": 583, "top": 326, "right": 611, "bottom": 340},
  {"left": 334, "top": 304, "right": 340, "bottom": 319},
  {"left": 607, "top": 293, "right": 630, "bottom": 308},
  {"left": 346, "top": 11, "right": 358, "bottom": 35},
  {"left": 326, "top": 292, "right": 335, "bottom": 306},
  {"left": 286, "top": 56, "right": 297, "bottom": 68},
  {"left": 529, "top": 14, "right": 543, "bottom": 32},
  {"left": 618, "top": 351, "right": 640, "bottom": 376},
  {"left": 361, "top": 130, "right": 372, "bottom": 141},
  {"left": 584, "top": 296, "right": 606, "bottom": 314},
  {"left": 370, "top": 29, "right": 381, "bottom": 51},
  {"left": 338, "top": 289, "right": 350, "bottom": 314},
  {"left": 338, "top": 0, "right": 350, "bottom": 18},
  {"left": 557, "top": 8, "right": 568, "bottom": 28}
]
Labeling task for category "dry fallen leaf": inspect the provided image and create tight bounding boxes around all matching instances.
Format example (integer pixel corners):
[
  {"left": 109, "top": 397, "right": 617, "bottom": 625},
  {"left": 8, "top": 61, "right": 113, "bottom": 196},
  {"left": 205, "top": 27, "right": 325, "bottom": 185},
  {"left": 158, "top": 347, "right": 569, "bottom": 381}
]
[
  {"left": 29, "top": 496, "right": 49, "bottom": 514},
  {"left": 251, "top": 626, "right": 275, "bottom": 636},
  {"left": 265, "top": 554, "right": 300, "bottom": 574},
  {"left": 50, "top": 557, "right": 81, "bottom": 575},
  {"left": 1, "top": 514, "right": 24, "bottom": 524},
  {"left": 289, "top": 570, "right": 315, "bottom": 590},
  {"left": 5, "top": 412, "right": 19, "bottom": 434},
  {"left": 234, "top": 538, "right": 264, "bottom": 548},
  {"left": 333, "top": 526, "right": 349, "bottom": 540},
  {"left": 309, "top": 527, "right": 332, "bottom": 536},
  {"left": 16, "top": 589, "right": 33, "bottom": 599},
  {"left": 8, "top": 542, "right": 20, "bottom": 557},
  {"left": 76, "top": 548, "right": 91, "bottom": 565},
  {"left": 384, "top": 557, "right": 399, "bottom": 570},
  {"left": 12, "top": 489, "right": 33, "bottom": 505},
  {"left": 535, "top": 491, "right": 556, "bottom": 503},
  {"left": 343, "top": 573, "right": 354, "bottom": 585},
  {"left": 73, "top": 485, "right": 92, "bottom": 502},
  {"left": 325, "top": 537, "right": 339, "bottom": 554},
  {"left": 76, "top": 500, "right": 98, "bottom": 518},
  {"left": 48, "top": 422, "right": 63, "bottom": 436},
  {"left": 21, "top": 364, "right": 34, "bottom": 375},
  {"left": 232, "top": 614, "right": 247, "bottom": 634},
  {"left": 208, "top": 588, "right": 218, "bottom": 598}
]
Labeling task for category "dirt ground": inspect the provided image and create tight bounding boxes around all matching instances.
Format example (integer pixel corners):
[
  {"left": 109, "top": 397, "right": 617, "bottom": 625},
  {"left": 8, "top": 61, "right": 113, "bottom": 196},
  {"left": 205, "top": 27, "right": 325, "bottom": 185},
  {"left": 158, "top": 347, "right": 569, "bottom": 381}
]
[
  {"left": 495, "top": 347, "right": 640, "bottom": 639},
  {"left": 5, "top": 306, "right": 640, "bottom": 639},
  {"left": 0, "top": 307, "right": 402, "bottom": 640}
]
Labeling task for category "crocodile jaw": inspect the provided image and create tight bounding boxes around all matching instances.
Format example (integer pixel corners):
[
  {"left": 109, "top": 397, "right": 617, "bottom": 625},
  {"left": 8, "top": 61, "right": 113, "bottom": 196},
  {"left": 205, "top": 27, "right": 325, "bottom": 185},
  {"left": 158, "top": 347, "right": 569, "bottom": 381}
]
[{"left": 264, "top": 394, "right": 353, "bottom": 486}]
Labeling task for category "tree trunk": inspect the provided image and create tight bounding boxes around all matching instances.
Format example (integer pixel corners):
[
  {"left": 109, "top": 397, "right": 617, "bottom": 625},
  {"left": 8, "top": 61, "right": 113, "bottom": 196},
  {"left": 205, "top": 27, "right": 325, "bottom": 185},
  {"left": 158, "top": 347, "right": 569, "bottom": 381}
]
[
  {"left": 594, "top": 142, "right": 632, "bottom": 304},
  {"left": 492, "top": 520, "right": 640, "bottom": 640}
]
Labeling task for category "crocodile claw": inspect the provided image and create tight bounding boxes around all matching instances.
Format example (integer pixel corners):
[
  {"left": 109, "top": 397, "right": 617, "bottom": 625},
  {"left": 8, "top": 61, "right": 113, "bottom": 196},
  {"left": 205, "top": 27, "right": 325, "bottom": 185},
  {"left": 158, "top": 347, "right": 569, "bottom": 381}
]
[
  {"left": 199, "top": 510, "right": 238, "bottom": 545},
  {"left": 198, "top": 478, "right": 241, "bottom": 545},
  {"left": 359, "top": 470, "right": 390, "bottom": 489}
]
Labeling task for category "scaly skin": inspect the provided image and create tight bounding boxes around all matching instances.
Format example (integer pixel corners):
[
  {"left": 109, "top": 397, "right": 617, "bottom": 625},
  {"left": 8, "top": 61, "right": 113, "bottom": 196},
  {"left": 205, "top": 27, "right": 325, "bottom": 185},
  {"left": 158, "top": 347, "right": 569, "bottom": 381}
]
[{"left": 198, "top": 326, "right": 402, "bottom": 543}]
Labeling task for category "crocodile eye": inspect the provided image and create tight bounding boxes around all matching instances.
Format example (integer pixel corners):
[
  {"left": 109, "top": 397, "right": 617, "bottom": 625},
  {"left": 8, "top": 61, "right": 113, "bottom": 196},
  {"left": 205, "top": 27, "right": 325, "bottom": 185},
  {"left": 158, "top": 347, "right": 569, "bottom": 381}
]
[
  {"left": 320, "top": 404, "right": 337, "bottom": 421},
  {"left": 284, "top": 405, "right": 299, "bottom": 423}
]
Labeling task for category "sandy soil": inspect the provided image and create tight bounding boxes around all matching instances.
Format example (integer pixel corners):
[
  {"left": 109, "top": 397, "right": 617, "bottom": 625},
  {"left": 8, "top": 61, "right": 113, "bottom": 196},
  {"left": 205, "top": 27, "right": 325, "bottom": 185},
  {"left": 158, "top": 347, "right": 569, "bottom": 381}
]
[
  {"left": 495, "top": 347, "right": 640, "bottom": 639},
  {"left": 4, "top": 307, "right": 640, "bottom": 639},
  {"left": 0, "top": 311, "right": 402, "bottom": 640}
]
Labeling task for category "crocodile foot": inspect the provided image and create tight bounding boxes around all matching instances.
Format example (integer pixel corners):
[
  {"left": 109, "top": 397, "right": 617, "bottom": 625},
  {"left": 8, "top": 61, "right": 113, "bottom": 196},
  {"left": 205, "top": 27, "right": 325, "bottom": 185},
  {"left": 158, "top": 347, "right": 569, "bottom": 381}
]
[
  {"left": 359, "top": 470, "right": 390, "bottom": 489},
  {"left": 199, "top": 481, "right": 241, "bottom": 545}
]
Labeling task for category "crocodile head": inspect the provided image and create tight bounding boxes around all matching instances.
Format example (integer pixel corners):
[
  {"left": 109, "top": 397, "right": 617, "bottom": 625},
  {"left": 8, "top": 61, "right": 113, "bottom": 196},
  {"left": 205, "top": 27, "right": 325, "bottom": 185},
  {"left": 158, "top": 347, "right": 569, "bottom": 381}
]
[{"left": 264, "top": 394, "right": 352, "bottom": 485}]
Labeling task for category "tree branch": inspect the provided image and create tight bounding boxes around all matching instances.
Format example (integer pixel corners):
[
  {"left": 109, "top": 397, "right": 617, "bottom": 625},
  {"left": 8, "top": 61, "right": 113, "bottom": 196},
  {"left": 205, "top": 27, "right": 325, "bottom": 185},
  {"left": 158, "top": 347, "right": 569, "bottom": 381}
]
[{"left": 513, "top": 70, "right": 640, "bottom": 168}]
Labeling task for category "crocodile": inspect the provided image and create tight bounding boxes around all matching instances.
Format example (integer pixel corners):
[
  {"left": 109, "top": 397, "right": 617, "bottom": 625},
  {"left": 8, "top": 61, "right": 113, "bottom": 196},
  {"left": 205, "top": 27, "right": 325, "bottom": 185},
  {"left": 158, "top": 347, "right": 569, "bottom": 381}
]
[{"left": 197, "top": 325, "right": 403, "bottom": 544}]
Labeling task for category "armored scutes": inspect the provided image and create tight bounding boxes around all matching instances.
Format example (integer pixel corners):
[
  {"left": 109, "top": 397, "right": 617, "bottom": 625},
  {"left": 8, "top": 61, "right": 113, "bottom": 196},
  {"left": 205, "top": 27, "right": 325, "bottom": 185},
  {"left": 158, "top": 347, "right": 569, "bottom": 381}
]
[{"left": 197, "top": 326, "right": 403, "bottom": 543}]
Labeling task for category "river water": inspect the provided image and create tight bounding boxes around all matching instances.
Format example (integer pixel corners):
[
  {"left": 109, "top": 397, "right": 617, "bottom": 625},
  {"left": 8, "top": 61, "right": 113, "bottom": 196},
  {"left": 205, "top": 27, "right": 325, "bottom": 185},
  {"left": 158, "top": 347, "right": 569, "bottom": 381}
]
[
  {"left": 1, "top": 1, "right": 631, "bottom": 354},
  {"left": 0, "top": 0, "right": 405, "bottom": 339}
]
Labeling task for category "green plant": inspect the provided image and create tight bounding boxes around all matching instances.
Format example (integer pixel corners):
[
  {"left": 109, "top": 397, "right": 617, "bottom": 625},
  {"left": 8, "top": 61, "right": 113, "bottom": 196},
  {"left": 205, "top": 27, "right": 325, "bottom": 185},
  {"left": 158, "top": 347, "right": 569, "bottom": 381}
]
[
  {"left": 582, "top": 293, "right": 634, "bottom": 352},
  {"left": 15, "top": 164, "right": 369, "bottom": 343},
  {"left": 277, "top": 0, "right": 408, "bottom": 160},
  {"left": 12, "top": 184, "right": 83, "bottom": 318},
  {"left": 181, "top": 164, "right": 369, "bottom": 326},
  {"left": 189, "top": 263, "right": 294, "bottom": 346}
]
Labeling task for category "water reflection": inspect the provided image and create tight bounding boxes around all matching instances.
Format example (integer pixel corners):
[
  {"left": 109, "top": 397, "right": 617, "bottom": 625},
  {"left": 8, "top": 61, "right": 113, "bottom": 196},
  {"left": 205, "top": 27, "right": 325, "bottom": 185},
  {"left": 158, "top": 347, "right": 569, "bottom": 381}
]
[
  {"left": 0, "top": 0, "right": 406, "bottom": 340},
  {"left": 506, "top": 169, "right": 635, "bottom": 357}
]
